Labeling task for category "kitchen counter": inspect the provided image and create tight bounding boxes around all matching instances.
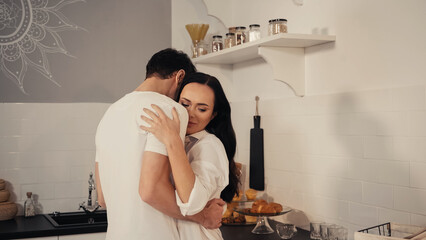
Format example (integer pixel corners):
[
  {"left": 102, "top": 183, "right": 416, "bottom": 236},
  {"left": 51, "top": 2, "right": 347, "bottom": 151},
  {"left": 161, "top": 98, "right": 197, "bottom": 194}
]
[
  {"left": 0, "top": 215, "right": 107, "bottom": 239},
  {"left": 0, "top": 215, "right": 309, "bottom": 239}
]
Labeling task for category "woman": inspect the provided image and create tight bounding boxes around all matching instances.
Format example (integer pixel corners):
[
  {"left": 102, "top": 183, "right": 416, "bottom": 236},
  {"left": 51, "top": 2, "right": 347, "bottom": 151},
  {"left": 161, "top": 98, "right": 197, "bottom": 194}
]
[{"left": 140, "top": 72, "right": 239, "bottom": 240}]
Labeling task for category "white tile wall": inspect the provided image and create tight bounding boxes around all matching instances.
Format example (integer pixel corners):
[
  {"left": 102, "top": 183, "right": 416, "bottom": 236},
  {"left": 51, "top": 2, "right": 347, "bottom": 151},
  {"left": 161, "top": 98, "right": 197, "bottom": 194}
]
[
  {"left": 231, "top": 85, "right": 426, "bottom": 236},
  {"left": 0, "top": 103, "right": 109, "bottom": 215},
  {"left": 1, "top": 85, "right": 426, "bottom": 233}
]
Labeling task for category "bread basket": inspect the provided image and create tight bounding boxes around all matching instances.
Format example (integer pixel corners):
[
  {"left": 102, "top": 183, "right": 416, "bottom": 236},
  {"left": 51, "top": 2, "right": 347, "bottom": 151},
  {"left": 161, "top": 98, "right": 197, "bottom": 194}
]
[{"left": 0, "top": 202, "right": 18, "bottom": 221}]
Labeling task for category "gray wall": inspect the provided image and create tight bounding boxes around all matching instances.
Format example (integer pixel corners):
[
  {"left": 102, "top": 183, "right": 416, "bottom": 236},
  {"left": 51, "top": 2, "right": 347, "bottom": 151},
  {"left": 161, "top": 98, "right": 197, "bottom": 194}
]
[{"left": 0, "top": 0, "right": 171, "bottom": 103}]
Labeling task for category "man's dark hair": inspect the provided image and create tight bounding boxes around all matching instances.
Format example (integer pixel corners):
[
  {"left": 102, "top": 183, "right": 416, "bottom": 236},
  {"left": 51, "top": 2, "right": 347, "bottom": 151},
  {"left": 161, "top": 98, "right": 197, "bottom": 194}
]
[{"left": 146, "top": 48, "right": 196, "bottom": 79}]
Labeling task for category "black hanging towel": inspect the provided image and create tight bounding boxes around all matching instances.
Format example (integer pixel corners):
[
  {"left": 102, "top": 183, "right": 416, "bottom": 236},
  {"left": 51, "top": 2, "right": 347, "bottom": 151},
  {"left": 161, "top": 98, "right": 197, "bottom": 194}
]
[{"left": 249, "top": 96, "right": 264, "bottom": 191}]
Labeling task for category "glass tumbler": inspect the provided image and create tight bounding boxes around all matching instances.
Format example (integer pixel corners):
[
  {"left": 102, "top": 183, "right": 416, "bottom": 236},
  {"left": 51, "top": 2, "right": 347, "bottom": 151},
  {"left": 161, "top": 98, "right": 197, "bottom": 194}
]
[
  {"left": 276, "top": 223, "right": 297, "bottom": 239},
  {"left": 310, "top": 221, "right": 322, "bottom": 240},
  {"left": 320, "top": 223, "right": 332, "bottom": 240},
  {"left": 327, "top": 225, "right": 342, "bottom": 240}
]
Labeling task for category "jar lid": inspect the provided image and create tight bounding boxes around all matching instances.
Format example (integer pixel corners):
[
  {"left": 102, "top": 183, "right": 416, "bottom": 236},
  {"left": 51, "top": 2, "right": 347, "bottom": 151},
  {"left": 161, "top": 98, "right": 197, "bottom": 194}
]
[
  {"left": 212, "top": 35, "right": 222, "bottom": 38},
  {"left": 235, "top": 26, "right": 246, "bottom": 30},
  {"left": 249, "top": 24, "right": 260, "bottom": 28},
  {"left": 226, "top": 32, "right": 235, "bottom": 36},
  {"left": 269, "top": 18, "right": 287, "bottom": 23}
]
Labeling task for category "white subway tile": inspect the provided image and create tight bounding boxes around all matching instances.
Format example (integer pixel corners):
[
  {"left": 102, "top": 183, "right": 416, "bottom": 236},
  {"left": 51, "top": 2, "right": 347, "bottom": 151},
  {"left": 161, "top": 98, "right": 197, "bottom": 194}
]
[
  {"left": 378, "top": 208, "right": 410, "bottom": 225},
  {"left": 315, "top": 177, "right": 363, "bottom": 202},
  {"left": 0, "top": 152, "right": 19, "bottom": 168},
  {"left": 263, "top": 115, "right": 304, "bottom": 135},
  {"left": 391, "top": 86, "right": 426, "bottom": 111},
  {"left": 394, "top": 137, "right": 426, "bottom": 162},
  {"left": 306, "top": 195, "right": 350, "bottom": 221},
  {"left": 339, "top": 89, "right": 392, "bottom": 113},
  {"left": 394, "top": 187, "right": 426, "bottom": 215},
  {"left": 374, "top": 112, "right": 410, "bottom": 136},
  {"left": 302, "top": 155, "right": 348, "bottom": 178},
  {"left": 42, "top": 151, "right": 95, "bottom": 167},
  {"left": 408, "top": 111, "right": 426, "bottom": 136},
  {"left": 267, "top": 151, "right": 302, "bottom": 172},
  {"left": 349, "top": 202, "right": 379, "bottom": 227},
  {"left": 305, "top": 135, "right": 363, "bottom": 157},
  {"left": 19, "top": 168, "right": 39, "bottom": 184},
  {"left": 265, "top": 134, "right": 305, "bottom": 154},
  {"left": 363, "top": 136, "right": 394, "bottom": 160},
  {"left": 410, "top": 162, "right": 426, "bottom": 189},
  {"left": 265, "top": 169, "right": 293, "bottom": 191},
  {"left": 410, "top": 213, "right": 426, "bottom": 226},
  {"left": 54, "top": 182, "right": 87, "bottom": 199},
  {"left": 362, "top": 182, "right": 393, "bottom": 208},
  {"left": 348, "top": 159, "right": 409, "bottom": 186},
  {"left": 303, "top": 115, "right": 335, "bottom": 135},
  {"left": 334, "top": 113, "right": 377, "bottom": 136},
  {"left": 292, "top": 173, "right": 316, "bottom": 195},
  {"left": 37, "top": 167, "right": 71, "bottom": 183},
  {"left": 21, "top": 183, "right": 55, "bottom": 200},
  {"left": 70, "top": 166, "right": 95, "bottom": 181}
]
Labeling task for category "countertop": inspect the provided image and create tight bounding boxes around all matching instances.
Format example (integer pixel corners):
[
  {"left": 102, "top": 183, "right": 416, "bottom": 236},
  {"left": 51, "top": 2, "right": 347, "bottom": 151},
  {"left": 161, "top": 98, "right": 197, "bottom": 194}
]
[
  {"left": 0, "top": 215, "right": 309, "bottom": 240},
  {"left": 0, "top": 215, "right": 107, "bottom": 239}
]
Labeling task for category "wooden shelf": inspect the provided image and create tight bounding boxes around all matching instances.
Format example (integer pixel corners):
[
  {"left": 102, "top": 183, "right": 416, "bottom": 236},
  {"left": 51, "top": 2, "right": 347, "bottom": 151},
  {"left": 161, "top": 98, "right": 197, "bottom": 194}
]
[
  {"left": 193, "top": 33, "right": 335, "bottom": 65},
  {"left": 192, "top": 33, "right": 335, "bottom": 97}
]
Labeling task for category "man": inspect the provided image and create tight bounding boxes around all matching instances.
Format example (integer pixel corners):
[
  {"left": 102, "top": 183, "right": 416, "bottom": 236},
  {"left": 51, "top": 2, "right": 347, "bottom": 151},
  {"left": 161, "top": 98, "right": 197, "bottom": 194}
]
[{"left": 94, "top": 48, "right": 225, "bottom": 239}]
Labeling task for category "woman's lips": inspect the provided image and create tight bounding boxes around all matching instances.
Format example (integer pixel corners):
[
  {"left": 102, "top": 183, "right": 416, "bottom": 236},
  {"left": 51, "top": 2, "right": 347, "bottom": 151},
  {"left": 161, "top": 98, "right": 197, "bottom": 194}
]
[{"left": 188, "top": 122, "right": 196, "bottom": 127}]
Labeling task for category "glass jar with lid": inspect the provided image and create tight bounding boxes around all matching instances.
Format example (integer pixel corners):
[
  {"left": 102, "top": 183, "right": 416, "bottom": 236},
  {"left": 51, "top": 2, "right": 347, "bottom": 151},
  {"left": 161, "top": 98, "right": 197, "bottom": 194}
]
[
  {"left": 194, "top": 40, "right": 208, "bottom": 58},
  {"left": 235, "top": 26, "right": 246, "bottom": 45},
  {"left": 211, "top": 35, "right": 223, "bottom": 52},
  {"left": 247, "top": 24, "right": 261, "bottom": 42},
  {"left": 224, "top": 32, "right": 236, "bottom": 49},
  {"left": 268, "top": 19, "right": 287, "bottom": 35}
]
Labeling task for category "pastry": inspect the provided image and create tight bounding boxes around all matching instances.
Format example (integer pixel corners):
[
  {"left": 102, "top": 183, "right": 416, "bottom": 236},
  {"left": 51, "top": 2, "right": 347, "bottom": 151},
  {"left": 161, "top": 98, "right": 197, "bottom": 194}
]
[
  {"left": 245, "top": 188, "right": 257, "bottom": 200},
  {"left": 251, "top": 199, "right": 267, "bottom": 213},
  {"left": 269, "top": 202, "right": 283, "bottom": 213}
]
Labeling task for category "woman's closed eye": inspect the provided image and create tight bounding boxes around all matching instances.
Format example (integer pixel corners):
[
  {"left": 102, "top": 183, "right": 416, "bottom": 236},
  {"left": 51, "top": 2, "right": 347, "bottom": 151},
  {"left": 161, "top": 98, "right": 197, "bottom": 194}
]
[{"left": 181, "top": 102, "right": 189, "bottom": 108}]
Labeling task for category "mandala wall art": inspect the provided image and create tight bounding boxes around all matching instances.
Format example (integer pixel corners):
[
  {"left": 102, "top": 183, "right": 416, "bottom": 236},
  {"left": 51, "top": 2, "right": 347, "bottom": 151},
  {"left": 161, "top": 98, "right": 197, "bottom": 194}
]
[{"left": 0, "top": 0, "right": 86, "bottom": 94}]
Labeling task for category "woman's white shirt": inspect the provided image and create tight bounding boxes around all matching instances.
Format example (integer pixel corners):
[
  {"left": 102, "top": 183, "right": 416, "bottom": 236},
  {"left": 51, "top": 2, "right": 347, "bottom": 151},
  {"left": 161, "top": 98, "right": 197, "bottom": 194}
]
[{"left": 175, "top": 130, "right": 229, "bottom": 240}]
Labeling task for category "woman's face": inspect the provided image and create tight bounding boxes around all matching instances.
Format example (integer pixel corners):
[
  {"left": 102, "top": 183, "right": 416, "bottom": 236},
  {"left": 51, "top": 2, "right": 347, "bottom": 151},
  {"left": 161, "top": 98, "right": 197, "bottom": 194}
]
[{"left": 179, "top": 82, "right": 216, "bottom": 135}]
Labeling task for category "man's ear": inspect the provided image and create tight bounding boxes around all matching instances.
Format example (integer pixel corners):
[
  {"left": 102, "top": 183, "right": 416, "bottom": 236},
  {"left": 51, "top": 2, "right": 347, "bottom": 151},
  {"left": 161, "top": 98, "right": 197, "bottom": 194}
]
[{"left": 175, "top": 69, "right": 186, "bottom": 84}]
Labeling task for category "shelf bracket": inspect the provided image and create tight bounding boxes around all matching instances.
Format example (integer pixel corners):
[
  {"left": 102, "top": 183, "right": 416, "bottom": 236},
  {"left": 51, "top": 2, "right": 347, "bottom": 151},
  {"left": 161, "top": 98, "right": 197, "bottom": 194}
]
[{"left": 258, "top": 46, "right": 305, "bottom": 97}]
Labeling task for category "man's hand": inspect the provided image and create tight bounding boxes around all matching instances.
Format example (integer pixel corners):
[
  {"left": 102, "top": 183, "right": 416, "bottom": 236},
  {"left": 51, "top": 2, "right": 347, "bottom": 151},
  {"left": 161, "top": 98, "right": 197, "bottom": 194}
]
[{"left": 201, "top": 198, "right": 226, "bottom": 229}]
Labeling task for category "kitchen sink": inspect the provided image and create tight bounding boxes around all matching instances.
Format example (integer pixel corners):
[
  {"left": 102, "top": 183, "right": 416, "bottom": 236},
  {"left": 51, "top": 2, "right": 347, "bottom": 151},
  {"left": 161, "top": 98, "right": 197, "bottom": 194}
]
[{"left": 44, "top": 210, "right": 107, "bottom": 228}]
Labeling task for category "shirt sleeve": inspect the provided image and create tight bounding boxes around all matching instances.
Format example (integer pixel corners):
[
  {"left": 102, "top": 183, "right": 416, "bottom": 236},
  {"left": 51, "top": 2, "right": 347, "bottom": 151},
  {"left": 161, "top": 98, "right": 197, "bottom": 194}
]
[
  {"left": 137, "top": 102, "right": 188, "bottom": 156},
  {"left": 175, "top": 140, "right": 229, "bottom": 216}
]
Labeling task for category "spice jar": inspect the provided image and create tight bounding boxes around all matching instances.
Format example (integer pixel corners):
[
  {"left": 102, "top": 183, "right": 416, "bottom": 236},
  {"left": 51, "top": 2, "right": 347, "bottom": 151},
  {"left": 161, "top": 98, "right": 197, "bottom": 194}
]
[
  {"left": 194, "top": 40, "right": 208, "bottom": 57},
  {"left": 235, "top": 26, "right": 246, "bottom": 45},
  {"left": 248, "top": 24, "right": 261, "bottom": 42},
  {"left": 268, "top": 19, "right": 287, "bottom": 35},
  {"left": 224, "top": 33, "right": 236, "bottom": 49},
  {"left": 211, "top": 35, "right": 223, "bottom": 52}
]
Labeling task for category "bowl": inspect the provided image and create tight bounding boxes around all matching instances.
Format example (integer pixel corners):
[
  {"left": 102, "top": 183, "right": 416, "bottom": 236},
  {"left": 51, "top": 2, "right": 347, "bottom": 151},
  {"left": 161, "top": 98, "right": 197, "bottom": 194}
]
[
  {"left": 0, "top": 202, "right": 18, "bottom": 221},
  {"left": 0, "top": 190, "right": 10, "bottom": 202}
]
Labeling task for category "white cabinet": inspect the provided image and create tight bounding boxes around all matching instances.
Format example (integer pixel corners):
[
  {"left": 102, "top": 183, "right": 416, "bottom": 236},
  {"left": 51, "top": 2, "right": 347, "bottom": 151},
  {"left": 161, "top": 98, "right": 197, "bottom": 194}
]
[
  {"left": 193, "top": 33, "right": 336, "bottom": 97},
  {"left": 59, "top": 232, "right": 106, "bottom": 240}
]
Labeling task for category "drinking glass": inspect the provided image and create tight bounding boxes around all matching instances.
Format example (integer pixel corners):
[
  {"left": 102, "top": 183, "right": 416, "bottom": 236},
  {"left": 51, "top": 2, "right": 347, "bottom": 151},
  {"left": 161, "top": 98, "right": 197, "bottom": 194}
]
[
  {"left": 276, "top": 223, "right": 297, "bottom": 239},
  {"left": 310, "top": 221, "right": 323, "bottom": 239},
  {"left": 320, "top": 223, "right": 332, "bottom": 240}
]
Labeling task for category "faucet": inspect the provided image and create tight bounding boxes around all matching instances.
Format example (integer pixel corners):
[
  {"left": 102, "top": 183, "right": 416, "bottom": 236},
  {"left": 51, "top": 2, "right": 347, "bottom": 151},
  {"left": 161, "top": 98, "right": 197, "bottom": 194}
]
[{"left": 79, "top": 172, "right": 100, "bottom": 214}]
